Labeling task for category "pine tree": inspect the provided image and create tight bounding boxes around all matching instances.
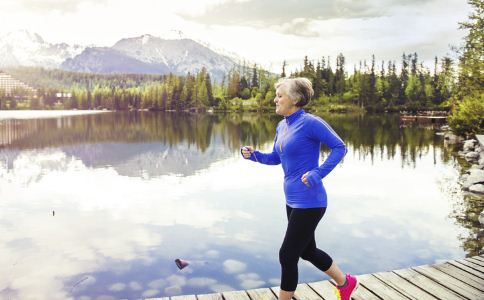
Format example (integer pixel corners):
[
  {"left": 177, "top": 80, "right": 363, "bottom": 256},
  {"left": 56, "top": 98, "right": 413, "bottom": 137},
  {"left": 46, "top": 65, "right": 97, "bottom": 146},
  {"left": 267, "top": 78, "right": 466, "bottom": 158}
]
[{"left": 251, "top": 64, "right": 259, "bottom": 88}]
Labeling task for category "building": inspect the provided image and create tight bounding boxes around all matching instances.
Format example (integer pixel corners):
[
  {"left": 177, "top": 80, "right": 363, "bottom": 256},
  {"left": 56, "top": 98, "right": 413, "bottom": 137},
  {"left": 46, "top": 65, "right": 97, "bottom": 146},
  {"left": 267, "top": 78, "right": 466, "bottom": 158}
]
[{"left": 0, "top": 71, "right": 37, "bottom": 97}]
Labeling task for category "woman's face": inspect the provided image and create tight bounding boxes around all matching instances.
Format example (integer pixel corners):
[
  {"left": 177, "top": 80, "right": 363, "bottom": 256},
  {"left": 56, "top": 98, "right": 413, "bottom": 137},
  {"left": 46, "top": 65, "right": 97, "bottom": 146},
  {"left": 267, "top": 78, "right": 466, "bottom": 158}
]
[{"left": 274, "top": 85, "right": 298, "bottom": 116}]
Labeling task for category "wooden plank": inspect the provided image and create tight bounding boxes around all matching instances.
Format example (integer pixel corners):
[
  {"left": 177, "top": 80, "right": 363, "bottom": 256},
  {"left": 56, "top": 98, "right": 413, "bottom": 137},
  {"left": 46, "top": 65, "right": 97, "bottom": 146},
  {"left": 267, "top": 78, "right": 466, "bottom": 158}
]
[
  {"left": 222, "top": 290, "right": 251, "bottom": 300},
  {"left": 454, "top": 259, "right": 484, "bottom": 273},
  {"left": 372, "top": 271, "right": 438, "bottom": 300},
  {"left": 448, "top": 260, "right": 484, "bottom": 280},
  {"left": 357, "top": 274, "right": 409, "bottom": 299},
  {"left": 293, "top": 283, "right": 323, "bottom": 300},
  {"left": 473, "top": 256, "right": 484, "bottom": 263},
  {"left": 196, "top": 293, "right": 223, "bottom": 300},
  {"left": 433, "top": 263, "right": 484, "bottom": 292},
  {"left": 246, "top": 288, "right": 277, "bottom": 300},
  {"left": 171, "top": 296, "right": 197, "bottom": 300},
  {"left": 271, "top": 285, "right": 324, "bottom": 300},
  {"left": 351, "top": 283, "right": 380, "bottom": 300},
  {"left": 307, "top": 280, "right": 339, "bottom": 300},
  {"left": 394, "top": 268, "right": 466, "bottom": 300},
  {"left": 465, "top": 257, "right": 484, "bottom": 267},
  {"left": 269, "top": 286, "right": 281, "bottom": 298},
  {"left": 413, "top": 265, "right": 484, "bottom": 300}
]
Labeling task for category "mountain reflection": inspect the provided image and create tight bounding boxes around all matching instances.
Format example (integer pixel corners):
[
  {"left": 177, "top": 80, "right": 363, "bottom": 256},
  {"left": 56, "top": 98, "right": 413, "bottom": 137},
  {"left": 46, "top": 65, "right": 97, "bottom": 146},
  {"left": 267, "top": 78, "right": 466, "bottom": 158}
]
[{"left": 0, "top": 111, "right": 452, "bottom": 176}]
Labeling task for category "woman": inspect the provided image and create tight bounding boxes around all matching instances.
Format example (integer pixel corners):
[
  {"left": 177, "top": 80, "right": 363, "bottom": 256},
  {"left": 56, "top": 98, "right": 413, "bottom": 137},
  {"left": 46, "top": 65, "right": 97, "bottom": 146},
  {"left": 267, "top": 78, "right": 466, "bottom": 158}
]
[{"left": 241, "top": 77, "right": 358, "bottom": 300}]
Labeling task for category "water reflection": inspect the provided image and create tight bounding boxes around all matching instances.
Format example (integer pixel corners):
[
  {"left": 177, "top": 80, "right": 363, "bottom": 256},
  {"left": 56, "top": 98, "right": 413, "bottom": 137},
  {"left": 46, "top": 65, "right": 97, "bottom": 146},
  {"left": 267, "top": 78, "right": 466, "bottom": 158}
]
[
  {"left": 0, "top": 112, "right": 455, "bottom": 173},
  {"left": 0, "top": 112, "right": 479, "bottom": 300}
]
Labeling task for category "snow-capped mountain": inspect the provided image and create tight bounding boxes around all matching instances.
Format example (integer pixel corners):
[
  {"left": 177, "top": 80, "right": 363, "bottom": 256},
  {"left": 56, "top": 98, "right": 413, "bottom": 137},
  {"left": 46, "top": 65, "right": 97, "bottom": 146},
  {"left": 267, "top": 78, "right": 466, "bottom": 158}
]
[
  {"left": 109, "top": 34, "right": 236, "bottom": 79},
  {"left": 0, "top": 30, "right": 240, "bottom": 81},
  {"left": 0, "top": 30, "right": 85, "bottom": 68},
  {"left": 61, "top": 47, "right": 171, "bottom": 74}
]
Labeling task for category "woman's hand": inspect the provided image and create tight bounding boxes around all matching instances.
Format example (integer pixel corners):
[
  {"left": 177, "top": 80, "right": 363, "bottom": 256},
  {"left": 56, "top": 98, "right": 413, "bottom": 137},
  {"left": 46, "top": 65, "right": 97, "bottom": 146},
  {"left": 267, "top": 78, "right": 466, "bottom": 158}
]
[
  {"left": 241, "top": 146, "right": 254, "bottom": 159},
  {"left": 301, "top": 171, "right": 321, "bottom": 187}
]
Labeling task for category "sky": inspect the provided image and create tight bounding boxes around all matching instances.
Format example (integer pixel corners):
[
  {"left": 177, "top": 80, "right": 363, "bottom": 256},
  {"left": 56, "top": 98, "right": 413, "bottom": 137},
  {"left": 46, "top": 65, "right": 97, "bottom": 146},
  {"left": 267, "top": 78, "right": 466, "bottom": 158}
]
[{"left": 0, "top": 0, "right": 473, "bottom": 73}]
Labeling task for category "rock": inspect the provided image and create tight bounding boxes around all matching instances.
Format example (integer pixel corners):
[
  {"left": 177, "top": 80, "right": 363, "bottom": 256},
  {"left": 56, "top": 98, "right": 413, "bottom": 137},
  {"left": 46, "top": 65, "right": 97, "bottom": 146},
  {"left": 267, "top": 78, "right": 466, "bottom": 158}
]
[
  {"left": 469, "top": 184, "right": 484, "bottom": 194},
  {"left": 463, "top": 169, "right": 484, "bottom": 189},
  {"left": 479, "top": 212, "right": 484, "bottom": 225},
  {"left": 458, "top": 151, "right": 467, "bottom": 157},
  {"left": 444, "top": 132, "right": 464, "bottom": 144},
  {"left": 464, "top": 139, "right": 477, "bottom": 151},
  {"left": 441, "top": 125, "right": 451, "bottom": 131},
  {"left": 465, "top": 151, "right": 480, "bottom": 161},
  {"left": 435, "top": 132, "right": 445, "bottom": 136},
  {"left": 471, "top": 164, "right": 481, "bottom": 169}
]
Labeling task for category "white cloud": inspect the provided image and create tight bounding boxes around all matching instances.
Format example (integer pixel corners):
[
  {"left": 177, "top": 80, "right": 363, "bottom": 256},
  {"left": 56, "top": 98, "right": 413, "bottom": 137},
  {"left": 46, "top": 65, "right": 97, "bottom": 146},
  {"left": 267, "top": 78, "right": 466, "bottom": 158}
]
[
  {"left": 237, "top": 273, "right": 265, "bottom": 289},
  {"left": 223, "top": 259, "right": 247, "bottom": 274},
  {"left": 148, "top": 278, "right": 167, "bottom": 289},
  {"left": 187, "top": 277, "right": 218, "bottom": 287},
  {"left": 108, "top": 282, "right": 126, "bottom": 292},
  {"left": 209, "top": 283, "right": 235, "bottom": 292},
  {"left": 142, "top": 288, "right": 160, "bottom": 297},
  {"left": 166, "top": 275, "right": 187, "bottom": 287},
  {"left": 129, "top": 281, "right": 143, "bottom": 291}
]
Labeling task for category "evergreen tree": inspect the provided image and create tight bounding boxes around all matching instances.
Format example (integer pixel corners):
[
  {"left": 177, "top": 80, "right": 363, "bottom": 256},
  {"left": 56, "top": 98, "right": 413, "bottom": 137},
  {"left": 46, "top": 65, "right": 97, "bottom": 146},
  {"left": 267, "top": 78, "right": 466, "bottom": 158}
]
[{"left": 251, "top": 64, "right": 259, "bottom": 88}]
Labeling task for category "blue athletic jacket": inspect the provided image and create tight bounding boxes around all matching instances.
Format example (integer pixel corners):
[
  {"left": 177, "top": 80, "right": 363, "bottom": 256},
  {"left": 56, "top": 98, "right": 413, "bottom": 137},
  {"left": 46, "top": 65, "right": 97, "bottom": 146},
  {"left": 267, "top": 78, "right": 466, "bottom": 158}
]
[{"left": 242, "top": 109, "right": 347, "bottom": 208}]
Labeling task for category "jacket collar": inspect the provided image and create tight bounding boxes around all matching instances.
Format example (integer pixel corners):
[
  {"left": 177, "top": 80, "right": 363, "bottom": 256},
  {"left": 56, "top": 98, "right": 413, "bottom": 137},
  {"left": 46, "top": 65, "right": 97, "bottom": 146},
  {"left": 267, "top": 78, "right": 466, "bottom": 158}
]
[{"left": 285, "top": 108, "right": 305, "bottom": 125}]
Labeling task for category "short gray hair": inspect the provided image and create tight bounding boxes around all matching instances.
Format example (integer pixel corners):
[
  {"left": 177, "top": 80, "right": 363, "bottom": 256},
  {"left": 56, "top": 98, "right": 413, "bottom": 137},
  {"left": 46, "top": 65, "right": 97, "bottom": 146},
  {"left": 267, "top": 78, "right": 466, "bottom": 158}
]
[{"left": 275, "top": 77, "right": 314, "bottom": 107}]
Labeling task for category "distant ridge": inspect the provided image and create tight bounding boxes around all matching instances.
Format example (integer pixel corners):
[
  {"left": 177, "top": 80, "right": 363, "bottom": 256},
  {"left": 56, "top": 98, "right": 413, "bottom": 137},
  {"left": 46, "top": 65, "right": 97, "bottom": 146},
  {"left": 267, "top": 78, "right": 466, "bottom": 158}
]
[{"left": 0, "top": 30, "right": 241, "bottom": 81}]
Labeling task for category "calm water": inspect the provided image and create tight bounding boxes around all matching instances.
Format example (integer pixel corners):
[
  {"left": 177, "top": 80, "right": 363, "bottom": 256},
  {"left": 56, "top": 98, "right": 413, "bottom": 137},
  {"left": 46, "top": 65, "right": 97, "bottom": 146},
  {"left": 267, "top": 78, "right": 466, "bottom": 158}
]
[{"left": 0, "top": 111, "right": 477, "bottom": 300}]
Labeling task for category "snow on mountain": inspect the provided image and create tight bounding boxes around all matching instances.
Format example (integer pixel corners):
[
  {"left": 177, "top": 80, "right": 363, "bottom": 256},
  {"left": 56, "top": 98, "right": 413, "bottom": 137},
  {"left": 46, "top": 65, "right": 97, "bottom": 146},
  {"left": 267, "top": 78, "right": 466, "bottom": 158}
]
[
  {"left": 63, "top": 34, "right": 237, "bottom": 80},
  {"left": 0, "top": 30, "right": 85, "bottom": 68},
  {"left": 0, "top": 30, "right": 243, "bottom": 81},
  {"left": 61, "top": 47, "right": 170, "bottom": 74}
]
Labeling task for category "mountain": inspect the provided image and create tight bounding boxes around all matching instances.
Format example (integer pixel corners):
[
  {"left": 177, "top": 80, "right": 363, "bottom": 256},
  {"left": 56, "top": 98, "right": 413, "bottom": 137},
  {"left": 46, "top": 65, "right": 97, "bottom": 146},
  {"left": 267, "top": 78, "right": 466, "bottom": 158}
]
[
  {"left": 0, "top": 30, "right": 85, "bottom": 68},
  {"left": 64, "top": 34, "right": 236, "bottom": 81},
  {"left": 61, "top": 47, "right": 170, "bottom": 74},
  {"left": 0, "top": 30, "right": 240, "bottom": 81}
]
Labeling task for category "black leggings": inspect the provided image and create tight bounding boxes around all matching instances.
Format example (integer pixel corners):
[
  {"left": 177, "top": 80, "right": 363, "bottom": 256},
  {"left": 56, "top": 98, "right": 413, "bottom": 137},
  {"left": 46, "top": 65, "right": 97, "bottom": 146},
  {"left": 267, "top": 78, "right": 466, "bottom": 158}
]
[{"left": 279, "top": 205, "right": 333, "bottom": 291}]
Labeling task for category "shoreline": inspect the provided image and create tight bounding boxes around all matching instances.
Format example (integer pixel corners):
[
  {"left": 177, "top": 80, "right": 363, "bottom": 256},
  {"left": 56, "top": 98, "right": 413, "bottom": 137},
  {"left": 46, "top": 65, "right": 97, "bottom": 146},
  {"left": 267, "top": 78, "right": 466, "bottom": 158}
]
[{"left": 0, "top": 110, "right": 111, "bottom": 120}]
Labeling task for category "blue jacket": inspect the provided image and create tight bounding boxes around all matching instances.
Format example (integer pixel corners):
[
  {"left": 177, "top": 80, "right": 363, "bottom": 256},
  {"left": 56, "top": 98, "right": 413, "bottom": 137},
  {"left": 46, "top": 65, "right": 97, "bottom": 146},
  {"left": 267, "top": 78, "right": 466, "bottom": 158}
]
[{"left": 242, "top": 109, "right": 347, "bottom": 208}]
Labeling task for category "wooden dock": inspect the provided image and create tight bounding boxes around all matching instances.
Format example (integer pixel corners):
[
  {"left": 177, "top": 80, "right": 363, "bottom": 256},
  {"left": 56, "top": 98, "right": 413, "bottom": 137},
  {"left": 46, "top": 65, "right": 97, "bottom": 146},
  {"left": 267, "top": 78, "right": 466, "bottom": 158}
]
[{"left": 147, "top": 255, "right": 484, "bottom": 300}]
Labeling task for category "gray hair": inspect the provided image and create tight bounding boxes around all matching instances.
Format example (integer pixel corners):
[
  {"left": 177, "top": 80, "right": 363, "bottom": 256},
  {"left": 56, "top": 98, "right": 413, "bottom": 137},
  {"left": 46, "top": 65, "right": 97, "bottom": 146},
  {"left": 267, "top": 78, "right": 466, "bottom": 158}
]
[{"left": 275, "top": 77, "right": 314, "bottom": 107}]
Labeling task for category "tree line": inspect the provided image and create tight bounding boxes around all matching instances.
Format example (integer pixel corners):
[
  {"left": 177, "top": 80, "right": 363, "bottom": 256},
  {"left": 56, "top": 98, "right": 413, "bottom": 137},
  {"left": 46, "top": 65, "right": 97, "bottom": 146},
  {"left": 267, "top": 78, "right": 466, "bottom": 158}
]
[{"left": 0, "top": 52, "right": 457, "bottom": 113}]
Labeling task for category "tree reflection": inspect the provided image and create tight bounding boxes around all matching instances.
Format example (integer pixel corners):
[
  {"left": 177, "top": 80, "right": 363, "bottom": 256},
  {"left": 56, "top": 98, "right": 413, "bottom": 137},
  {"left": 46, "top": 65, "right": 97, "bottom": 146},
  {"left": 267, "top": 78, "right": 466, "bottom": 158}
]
[{"left": 0, "top": 111, "right": 480, "bottom": 256}]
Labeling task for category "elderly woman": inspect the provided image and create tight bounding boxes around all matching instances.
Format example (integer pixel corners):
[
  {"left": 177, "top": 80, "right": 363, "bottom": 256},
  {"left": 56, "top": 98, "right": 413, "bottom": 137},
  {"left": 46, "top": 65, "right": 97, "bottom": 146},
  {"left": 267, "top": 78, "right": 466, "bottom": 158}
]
[{"left": 241, "top": 77, "right": 358, "bottom": 300}]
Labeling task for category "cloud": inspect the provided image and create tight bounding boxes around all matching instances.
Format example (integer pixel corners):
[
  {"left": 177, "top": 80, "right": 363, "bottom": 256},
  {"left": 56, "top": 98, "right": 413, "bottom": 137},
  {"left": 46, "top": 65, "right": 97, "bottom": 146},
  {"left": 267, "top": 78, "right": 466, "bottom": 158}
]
[
  {"left": 17, "top": 0, "right": 103, "bottom": 13},
  {"left": 148, "top": 279, "right": 167, "bottom": 289},
  {"left": 128, "top": 281, "right": 143, "bottom": 291},
  {"left": 223, "top": 259, "right": 247, "bottom": 274},
  {"left": 181, "top": 0, "right": 436, "bottom": 33},
  {"left": 209, "top": 284, "right": 235, "bottom": 292},
  {"left": 187, "top": 277, "right": 218, "bottom": 287},
  {"left": 108, "top": 282, "right": 126, "bottom": 292},
  {"left": 237, "top": 273, "right": 265, "bottom": 289},
  {"left": 275, "top": 18, "right": 319, "bottom": 37}
]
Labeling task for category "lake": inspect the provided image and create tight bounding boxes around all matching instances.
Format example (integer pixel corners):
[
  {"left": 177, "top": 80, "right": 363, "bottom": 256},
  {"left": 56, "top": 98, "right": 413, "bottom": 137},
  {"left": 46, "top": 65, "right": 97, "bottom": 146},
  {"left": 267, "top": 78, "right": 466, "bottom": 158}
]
[{"left": 0, "top": 111, "right": 478, "bottom": 300}]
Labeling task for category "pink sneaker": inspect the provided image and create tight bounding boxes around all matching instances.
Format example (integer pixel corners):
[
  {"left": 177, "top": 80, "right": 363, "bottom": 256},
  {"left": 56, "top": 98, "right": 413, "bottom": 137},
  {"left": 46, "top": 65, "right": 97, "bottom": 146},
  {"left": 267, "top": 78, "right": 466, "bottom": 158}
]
[{"left": 334, "top": 274, "right": 359, "bottom": 300}]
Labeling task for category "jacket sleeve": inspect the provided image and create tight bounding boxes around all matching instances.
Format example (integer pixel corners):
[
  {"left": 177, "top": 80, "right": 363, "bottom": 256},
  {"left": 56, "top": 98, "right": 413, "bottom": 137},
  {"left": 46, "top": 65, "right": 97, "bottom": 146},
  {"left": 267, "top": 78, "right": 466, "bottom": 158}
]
[
  {"left": 310, "top": 117, "right": 347, "bottom": 178},
  {"left": 242, "top": 130, "right": 281, "bottom": 165}
]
